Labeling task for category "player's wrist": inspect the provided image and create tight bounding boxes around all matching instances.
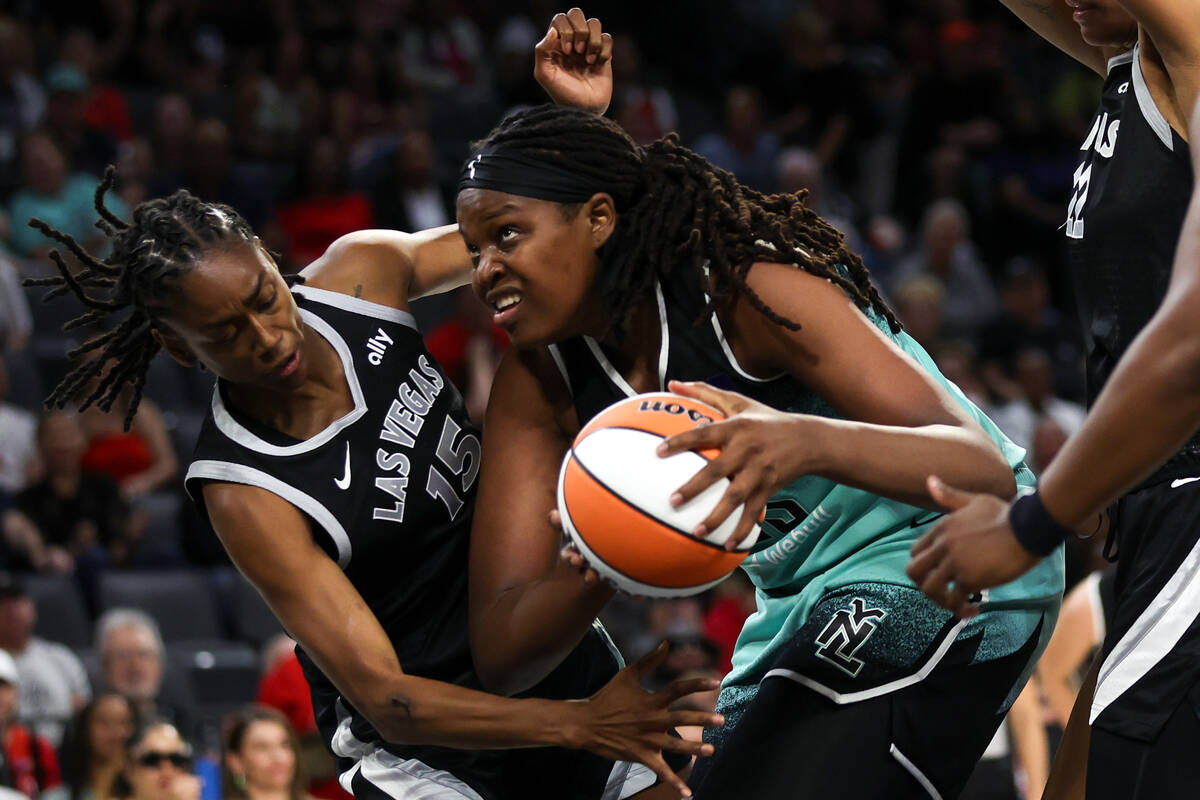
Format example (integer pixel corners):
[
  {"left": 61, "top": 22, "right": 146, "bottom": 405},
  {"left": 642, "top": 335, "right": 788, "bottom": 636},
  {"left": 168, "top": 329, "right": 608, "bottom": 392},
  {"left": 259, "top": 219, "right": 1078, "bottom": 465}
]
[{"left": 1008, "top": 491, "right": 1072, "bottom": 557}]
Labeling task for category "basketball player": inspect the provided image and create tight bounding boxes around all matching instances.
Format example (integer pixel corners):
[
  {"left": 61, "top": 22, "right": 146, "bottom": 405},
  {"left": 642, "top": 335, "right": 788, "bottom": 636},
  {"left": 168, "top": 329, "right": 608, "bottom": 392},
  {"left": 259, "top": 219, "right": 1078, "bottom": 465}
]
[
  {"left": 454, "top": 106, "right": 1063, "bottom": 800},
  {"left": 911, "top": 99, "right": 1200, "bottom": 800},
  {"left": 24, "top": 12, "right": 723, "bottom": 800},
  {"left": 908, "top": 2, "right": 1200, "bottom": 797}
]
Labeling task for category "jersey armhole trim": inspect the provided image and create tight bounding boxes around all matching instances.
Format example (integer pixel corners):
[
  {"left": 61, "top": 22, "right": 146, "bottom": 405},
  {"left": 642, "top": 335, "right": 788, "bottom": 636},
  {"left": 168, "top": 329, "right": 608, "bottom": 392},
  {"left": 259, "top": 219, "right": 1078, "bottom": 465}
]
[
  {"left": 1131, "top": 44, "right": 1175, "bottom": 151},
  {"left": 185, "top": 459, "right": 352, "bottom": 568},
  {"left": 546, "top": 344, "right": 574, "bottom": 397},
  {"left": 293, "top": 285, "right": 418, "bottom": 329}
]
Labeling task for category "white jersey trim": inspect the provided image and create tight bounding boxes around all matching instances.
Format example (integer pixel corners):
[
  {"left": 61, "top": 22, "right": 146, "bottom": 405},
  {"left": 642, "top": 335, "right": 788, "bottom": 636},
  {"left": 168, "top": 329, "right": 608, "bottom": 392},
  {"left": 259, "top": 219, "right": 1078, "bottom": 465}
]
[
  {"left": 293, "top": 285, "right": 418, "bottom": 329},
  {"left": 1131, "top": 44, "right": 1174, "bottom": 152},
  {"left": 889, "top": 743, "right": 944, "bottom": 800},
  {"left": 185, "top": 459, "right": 353, "bottom": 567},
  {"left": 1091, "top": 529, "right": 1200, "bottom": 723},
  {"left": 342, "top": 747, "right": 484, "bottom": 800},
  {"left": 211, "top": 309, "right": 366, "bottom": 456},
  {"left": 654, "top": 282, "right": 670, "bottom": 391},
  {"left": 583, "top": 336, "right": 637, "bottom": 398},
  {"left": 762, "top": 616, "right": 968, "bottom": 704},
  {"left": 546, "top": 344, "right": 574, "bottom": 396},
  {"left": 1105, "top": 50, "right": 1133, "bottom": 76}
]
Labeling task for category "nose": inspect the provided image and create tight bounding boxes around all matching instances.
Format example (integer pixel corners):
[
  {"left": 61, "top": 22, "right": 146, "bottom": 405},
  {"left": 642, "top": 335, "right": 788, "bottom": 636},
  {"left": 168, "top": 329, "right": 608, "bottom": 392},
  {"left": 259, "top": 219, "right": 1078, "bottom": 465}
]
[
  {"left": 248, "top": 314, "right": 284, "bottom": 361},
  {"left": 472, "top": 246, "right": 506, "bottom": 296}
]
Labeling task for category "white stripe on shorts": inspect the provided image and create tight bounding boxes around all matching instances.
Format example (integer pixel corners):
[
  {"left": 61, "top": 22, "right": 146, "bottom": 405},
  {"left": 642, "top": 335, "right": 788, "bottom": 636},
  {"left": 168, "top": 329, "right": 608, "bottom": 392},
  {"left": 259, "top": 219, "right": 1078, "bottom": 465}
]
[
  {"left": 340, "top": 748, "right": 484, "bottom": 800},
  {"left": 1091, "top": 531, "right": 1200, "bottom": 723}
]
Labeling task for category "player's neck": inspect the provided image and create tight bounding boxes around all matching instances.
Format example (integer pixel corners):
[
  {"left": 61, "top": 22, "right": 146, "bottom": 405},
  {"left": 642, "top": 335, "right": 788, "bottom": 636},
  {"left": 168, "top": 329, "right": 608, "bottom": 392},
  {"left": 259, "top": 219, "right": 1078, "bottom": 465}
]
[{"left": 594, "top": 295, "right": 662, "bottom": 392}]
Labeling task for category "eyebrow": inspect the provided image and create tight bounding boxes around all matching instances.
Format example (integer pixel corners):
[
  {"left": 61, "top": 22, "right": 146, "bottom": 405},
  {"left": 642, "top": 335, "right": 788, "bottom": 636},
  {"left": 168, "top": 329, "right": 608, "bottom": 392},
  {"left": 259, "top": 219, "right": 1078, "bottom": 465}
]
[
  {"left": 203, "top": 273, "right": 266, "bottom": 331},
  {"left": 483, "top": 202, "right": 520, "bottom": 221}
]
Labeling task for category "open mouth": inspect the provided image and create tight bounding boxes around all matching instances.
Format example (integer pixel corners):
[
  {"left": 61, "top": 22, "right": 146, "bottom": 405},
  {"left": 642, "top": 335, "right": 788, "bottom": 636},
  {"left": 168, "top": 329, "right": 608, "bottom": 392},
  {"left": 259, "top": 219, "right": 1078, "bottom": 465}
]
[
  {"left": 490, "top": 291, "right": 523, "bottom": 324},
  {"left": 276, "top": 349, "right": 301, "bottom": 378}
]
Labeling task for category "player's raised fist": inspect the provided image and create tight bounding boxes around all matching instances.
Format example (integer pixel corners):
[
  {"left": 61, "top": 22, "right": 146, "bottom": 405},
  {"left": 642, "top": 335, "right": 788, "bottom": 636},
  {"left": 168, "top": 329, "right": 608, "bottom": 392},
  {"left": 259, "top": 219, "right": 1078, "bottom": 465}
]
[{"left": 535, "top": 8, "right": 613, "bottom": 114}]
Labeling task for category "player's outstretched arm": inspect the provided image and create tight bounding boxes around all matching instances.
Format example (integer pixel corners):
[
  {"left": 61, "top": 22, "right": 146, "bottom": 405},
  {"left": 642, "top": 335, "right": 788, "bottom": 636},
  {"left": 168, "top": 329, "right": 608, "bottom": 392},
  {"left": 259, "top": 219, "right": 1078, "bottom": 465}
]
[
  {"left": 909, "top": 104, "right": 1200, "bottom": 615},
  {"left": 202, "top": 481, "right": 720, "bottom": 796},
  {"left": 996, "top": 0, "right": 1114, "bottom": 76},
  {"left": 469, "top": 347, "right": 618, "bottom": 696}
]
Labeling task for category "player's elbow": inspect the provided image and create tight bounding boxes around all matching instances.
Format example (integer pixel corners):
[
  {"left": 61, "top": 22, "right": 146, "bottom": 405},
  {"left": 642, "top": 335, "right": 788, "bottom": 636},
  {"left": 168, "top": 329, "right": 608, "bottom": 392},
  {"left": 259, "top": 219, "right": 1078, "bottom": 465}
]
[
  {"left": 472, "top": 641, "right": 533, "bottom": 697},
  {"left": 365, "top": 690, "right": 431, "bottom": 746}
]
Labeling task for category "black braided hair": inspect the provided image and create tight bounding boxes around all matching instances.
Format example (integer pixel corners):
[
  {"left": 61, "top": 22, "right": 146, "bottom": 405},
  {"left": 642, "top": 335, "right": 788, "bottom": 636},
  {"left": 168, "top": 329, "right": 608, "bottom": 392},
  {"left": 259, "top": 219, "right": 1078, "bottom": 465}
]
[
  {"left": 24, "top": 167, "right": 303, "bottom": 430},
  {"left": 466, "top": 105, "right": 899, "bottom": 335}
]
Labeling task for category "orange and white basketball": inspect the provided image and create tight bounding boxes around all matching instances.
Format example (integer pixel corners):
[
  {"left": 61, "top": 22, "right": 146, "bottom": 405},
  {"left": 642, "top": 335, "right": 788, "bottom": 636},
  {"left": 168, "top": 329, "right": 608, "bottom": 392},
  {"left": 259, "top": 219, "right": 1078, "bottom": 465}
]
[{"left": 556, "top": 392, "right": 761, "bottom": 597}]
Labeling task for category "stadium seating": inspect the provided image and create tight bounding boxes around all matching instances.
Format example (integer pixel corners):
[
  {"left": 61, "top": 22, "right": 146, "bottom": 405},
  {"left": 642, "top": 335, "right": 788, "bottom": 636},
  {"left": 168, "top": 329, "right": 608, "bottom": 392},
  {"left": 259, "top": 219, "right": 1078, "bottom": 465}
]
[
  {"left": 24, "top": 574, "right": 91, "bottom": 650},
  {"left": 98, "top": 570, "right": 224, "bottom": 642}
]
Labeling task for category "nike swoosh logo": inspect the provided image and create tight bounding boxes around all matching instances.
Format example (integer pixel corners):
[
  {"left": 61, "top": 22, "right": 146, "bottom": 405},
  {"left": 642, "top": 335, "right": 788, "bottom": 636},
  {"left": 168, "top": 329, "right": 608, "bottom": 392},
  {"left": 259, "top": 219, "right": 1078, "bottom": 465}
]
[
  {"left": 334, "top": 443, "right": 352, "bottom": 490},
  {"left": 1171, "top": 476, "right": 1200, "bottom": 489}
]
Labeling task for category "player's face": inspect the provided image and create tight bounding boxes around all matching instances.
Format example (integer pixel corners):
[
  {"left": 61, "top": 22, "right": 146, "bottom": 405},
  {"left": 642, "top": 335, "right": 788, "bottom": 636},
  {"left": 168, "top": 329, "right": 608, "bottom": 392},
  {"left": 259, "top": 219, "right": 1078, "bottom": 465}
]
[
  {"left": 1066, "top": 0, "right": 1137, "bottom": 48},
  {"left": 156, "top": 244, "right": 311, "bottom": 392},
  {"left": 457, "top": 188, "right": 610, "bottom": 348}
]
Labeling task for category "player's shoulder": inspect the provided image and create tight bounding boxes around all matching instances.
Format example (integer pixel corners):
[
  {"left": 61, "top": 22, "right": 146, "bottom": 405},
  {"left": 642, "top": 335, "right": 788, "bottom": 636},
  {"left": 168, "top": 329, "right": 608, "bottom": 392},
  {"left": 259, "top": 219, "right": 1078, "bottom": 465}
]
[{"left": 300, "top": 230, "right": 415, "bottom": 312}]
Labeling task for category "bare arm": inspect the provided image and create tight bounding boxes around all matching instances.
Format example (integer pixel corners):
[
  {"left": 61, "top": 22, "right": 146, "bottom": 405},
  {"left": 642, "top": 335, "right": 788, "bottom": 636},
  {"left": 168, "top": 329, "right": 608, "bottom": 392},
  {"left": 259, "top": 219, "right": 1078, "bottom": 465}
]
[
  {"left": 998, "top": 0, "right": 1112, "bottom": 75},
  {"left": 1007, "top": 682, "right": 1050, "bottom": 797},
  {"left": 202, "top": 480, "right": 716, "bottom": 776},
  {"left": 469, "top": 348, "right": 615, "bottom": 696},
  {"left": 1118, "top": 0, "right": 1200, "bottom": 125}
]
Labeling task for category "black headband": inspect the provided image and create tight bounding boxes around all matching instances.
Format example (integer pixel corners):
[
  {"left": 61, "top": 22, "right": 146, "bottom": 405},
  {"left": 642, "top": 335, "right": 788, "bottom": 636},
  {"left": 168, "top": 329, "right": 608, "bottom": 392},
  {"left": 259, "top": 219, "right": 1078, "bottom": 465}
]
[{"left": 457, "top": 147, "right": 604, "bottom": 204}]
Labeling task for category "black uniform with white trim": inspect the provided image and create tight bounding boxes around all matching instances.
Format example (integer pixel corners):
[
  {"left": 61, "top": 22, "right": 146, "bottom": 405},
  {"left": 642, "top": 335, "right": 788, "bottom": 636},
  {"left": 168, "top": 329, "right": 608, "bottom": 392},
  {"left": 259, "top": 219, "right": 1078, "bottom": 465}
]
[
  {"left": 184, "top": 285, "right": 627, "bottom": 800},
  {"left": 1062, "top": 47, "right": 1200, "bottom": 799}
]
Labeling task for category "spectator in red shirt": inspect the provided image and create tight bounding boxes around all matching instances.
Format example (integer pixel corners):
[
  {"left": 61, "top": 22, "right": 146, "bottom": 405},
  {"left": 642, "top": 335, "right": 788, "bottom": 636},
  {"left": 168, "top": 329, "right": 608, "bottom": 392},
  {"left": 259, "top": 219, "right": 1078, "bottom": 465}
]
[{"left": 0, "top": 649, "right": 61, "bottom": 797}]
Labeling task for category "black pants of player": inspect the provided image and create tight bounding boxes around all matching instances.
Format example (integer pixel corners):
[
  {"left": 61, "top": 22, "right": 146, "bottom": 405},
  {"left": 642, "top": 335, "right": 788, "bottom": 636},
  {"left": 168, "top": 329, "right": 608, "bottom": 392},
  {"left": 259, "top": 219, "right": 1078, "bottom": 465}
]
[
  {"left": 1088, "top": 694, "right": 1200, "bottom": 800},
  {"left": 690, "top": 633, "right": 1037, "bottom": 800}
]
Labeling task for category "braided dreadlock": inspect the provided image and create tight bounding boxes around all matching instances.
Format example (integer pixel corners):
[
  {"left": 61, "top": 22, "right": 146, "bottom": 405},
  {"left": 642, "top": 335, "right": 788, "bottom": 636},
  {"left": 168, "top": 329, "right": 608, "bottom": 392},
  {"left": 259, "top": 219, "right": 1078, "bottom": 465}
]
[
  {"left": 468, "top": 105, "right": 899, "bottom": 335},
  {"left": 24, "top": 167, "right": 303, "bottom": 430}
]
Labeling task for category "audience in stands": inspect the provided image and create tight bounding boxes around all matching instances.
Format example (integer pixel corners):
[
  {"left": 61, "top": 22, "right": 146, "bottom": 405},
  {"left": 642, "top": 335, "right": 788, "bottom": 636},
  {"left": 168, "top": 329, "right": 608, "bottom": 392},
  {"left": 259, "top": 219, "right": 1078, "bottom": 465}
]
[
  {"left": 95, "top": 611, "right": 195, "bottom": 745},
  {"left": 0, "top": 16, "right": 44, "bottom": 203},
  {"left": 694, "top": 86, "right": 780, "bottom": 193},
  {"left": 275, "top": 137, "right": 373, "bottom": 269},
  {"left": 368, "top": 130, "right": 450, "bottom": 234},
  {"left": 0, "top": 649, "right": 61, "bottom": 797},
  {"left": 222, "top": 707, "right": 313, "bottom": 800},
  {"left": 0, "top": 575, "right": 89, "bottom": 747},
  {"left": 39, "top": 63, "right": 118, "bottom": 179},
  {"left": 0, "top": 356, "right": 34, "bottom": 495},
  {"left": 54, "top": 692, "right": 138, "bottom": 800},
  {"left": 110, "top": 722, "right": 198, "bottom": 800}
]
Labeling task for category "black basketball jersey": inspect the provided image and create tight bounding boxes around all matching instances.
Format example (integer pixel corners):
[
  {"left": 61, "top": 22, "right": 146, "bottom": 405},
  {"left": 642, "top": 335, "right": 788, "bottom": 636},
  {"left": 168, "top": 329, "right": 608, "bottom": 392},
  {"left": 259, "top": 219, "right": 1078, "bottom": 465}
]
[
  {"left": 184, "top": 285, "right": 621, "bottom": 800},
  {"left": 1064, "top": 47, "right": 1197, "bottom": 485}
]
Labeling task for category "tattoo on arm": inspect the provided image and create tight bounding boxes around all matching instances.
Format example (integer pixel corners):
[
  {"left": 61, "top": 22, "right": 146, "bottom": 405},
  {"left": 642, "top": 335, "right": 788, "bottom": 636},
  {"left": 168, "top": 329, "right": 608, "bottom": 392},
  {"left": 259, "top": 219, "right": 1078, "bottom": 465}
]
[{"left": 354, "top": 284, "right": 363, "bottom": 298}]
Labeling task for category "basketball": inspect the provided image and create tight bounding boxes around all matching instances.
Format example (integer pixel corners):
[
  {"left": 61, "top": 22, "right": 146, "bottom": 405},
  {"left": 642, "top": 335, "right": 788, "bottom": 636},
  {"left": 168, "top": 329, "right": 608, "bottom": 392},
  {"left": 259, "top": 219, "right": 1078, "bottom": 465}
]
[{"left": 556, "top": 392, "right": 761, "bottom": 597}]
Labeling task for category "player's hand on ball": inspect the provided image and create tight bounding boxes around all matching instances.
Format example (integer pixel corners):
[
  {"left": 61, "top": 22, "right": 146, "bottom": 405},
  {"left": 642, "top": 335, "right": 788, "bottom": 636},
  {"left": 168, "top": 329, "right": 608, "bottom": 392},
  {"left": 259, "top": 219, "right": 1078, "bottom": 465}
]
[
  {"left": 658, "top": 380, "right": 810, "bottom": 550},
  {"left": 578, "top": 641, "right": 723, "bottom": 798},
  {"left": 535, "top": 8, "right": 613, "bottom": 114},
  {"left": 906, "top": 476, "right": 1040, "bottom": 617}
]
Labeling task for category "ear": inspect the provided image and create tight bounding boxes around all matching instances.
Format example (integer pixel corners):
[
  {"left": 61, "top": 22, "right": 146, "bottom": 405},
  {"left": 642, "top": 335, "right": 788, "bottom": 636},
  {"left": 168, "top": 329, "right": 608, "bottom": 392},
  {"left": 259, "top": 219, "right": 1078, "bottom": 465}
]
[
  {"left": 583, "top": 193, "right": 617, "bottom": 249},
  {"left": 151, "top": 326, "right": 198, "bottom": 369}
]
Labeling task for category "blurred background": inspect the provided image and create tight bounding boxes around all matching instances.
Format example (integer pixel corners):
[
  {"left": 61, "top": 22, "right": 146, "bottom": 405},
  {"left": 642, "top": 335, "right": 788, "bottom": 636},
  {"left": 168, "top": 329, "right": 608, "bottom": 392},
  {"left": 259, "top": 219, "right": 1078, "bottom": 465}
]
[{"left": 0, "top": 1, "right": 1110, "bottom": 798}]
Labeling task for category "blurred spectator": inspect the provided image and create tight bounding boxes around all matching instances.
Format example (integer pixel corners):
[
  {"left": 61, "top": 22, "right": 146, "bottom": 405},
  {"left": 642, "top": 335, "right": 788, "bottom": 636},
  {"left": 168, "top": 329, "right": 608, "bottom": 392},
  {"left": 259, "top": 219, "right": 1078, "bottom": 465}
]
[
  {"left": 329, "top": 41, "right": 392, "bottom": 155},
  {"left": 7, "top": 132, "right": 128, "bottom": 258},
  {"left": 891, "top": 274, "right": 946, "bottom": 351},
  {"left": 492, "top": 16, "right": 543, "bottom": 111},
  {"left": 149, "top": 95, "right": 193, "bottom": 185},
  {"left": 892, "top": 199, "right": 997, "bottom": 337},
  {"left": 988, "top": 347, "right": 1086, "bottom": 453},
  {"left": 58, "top": 23, "right": 137, "bottom": 144},
  {"left": 1030, "top": 415, "right": 1069, "bottom": 475},
  {"left": 233, "top": 32, "right": 319, "bottom": 163},
  {"left": 114, "top": 138, "right": 154, "bottom": 209},
  {"left": 222, "top": 707, "right": 312, "bottom": 800},
  {"left": 55, "top": 692, "right": 138, "bottom": 800},
  {"left": 976, "top": 258, "right": 1084, "bottom": 402},
  {"left": 76, "top": 362, "right": 179, "bottom": 500},
  {"left": 702, "top": 572, "right": 756, "bottom": 674},
  {"left": 0, "top": 17, "right": 44, "bottom": 202},
  {"left": 694, "top": 86, "right": 780, "bottom": 193},
  {"left": 424, "top": 287, "right": 506, "bottom": 423},
  {"left": 611, "top": 34, "right": 678, "bottom": 146},
  {"left": 931, "top": 340, "right": 992, "bottom": 413},
  {"left": 0, "top": 244, "right": 32, "bottom": 354},
  {"left": 96, "top": 611, "right": 195, "bottom": 742},
  {"left": 398, "top": 0, "right": 487, "bottom": 92},
  {"left": 110, "top": 721, "right": 199, "bottom": 800},
  {"left": 152, "top": 118, "right": 274, "bottom": 231},
  {"left": 13, "top": 412, "right": 129, "bottom": 600},
  {"left": 369, "top": 130, "right": 450, "bottom": 233},
  {"left": 39, "top": 63, "right": 118, "bottom": 178},
  {"left": 628, "top": 598, "right": 706, "bottom": 661},
  {"left": 776, "top": 147, "right": 862, "bottom": 250},
  {"left": 275, "top": 137, "right": 373, "bottom": 269},
  {"left": 0, "top": 649, "right": 61, "bottom": 797},
  {"left": 0, "top": 356, "right": 35, "bottom": 494},
  {"left": 0, "top": 574, "right": 90, "bottom": 746}
]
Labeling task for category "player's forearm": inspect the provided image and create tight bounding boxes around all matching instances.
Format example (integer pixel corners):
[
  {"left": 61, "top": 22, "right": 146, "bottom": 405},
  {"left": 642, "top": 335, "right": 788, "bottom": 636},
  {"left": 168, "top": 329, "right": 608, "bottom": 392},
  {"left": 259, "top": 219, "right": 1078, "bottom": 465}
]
[
  {"left": 1038, "top": 304, "right": 1200, "bottom": 527},
  {"left": 472, "top": 570, "right": 614, "bottom": 696},
  {"left": 368, "top": 673, "right": 586, "bottom": 749},
  {"left": 804, "top": 416, "right": 1017, "bottom": 508}
]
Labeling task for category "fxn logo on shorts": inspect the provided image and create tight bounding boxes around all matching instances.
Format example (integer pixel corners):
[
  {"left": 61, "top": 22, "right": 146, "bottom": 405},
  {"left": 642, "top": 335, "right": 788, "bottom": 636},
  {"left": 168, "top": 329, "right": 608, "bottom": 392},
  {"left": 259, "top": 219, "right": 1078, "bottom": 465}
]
[{"left": 814, "top": 598, "right": 886, "bottom": 677}]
